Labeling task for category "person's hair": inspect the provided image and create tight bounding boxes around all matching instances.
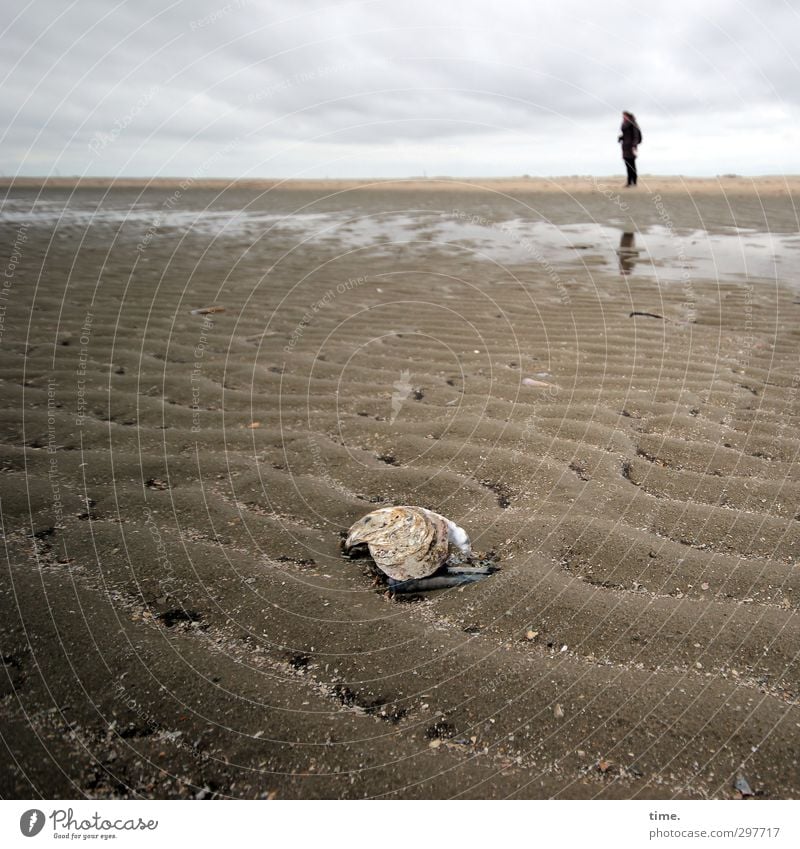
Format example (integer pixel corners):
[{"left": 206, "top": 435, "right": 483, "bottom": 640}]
[{"left": 623, "top": 111, "right": 637, "bottom": 124}]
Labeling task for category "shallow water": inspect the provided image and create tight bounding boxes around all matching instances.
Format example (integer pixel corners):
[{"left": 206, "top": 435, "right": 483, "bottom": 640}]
[{"left": 2, "top": 192, "right": 798, "bottom": 283}]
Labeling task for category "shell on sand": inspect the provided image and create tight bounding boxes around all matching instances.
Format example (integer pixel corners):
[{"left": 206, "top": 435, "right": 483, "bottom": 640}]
[{"left": 345, "top": 506, "right": 463, "bottom": 581}]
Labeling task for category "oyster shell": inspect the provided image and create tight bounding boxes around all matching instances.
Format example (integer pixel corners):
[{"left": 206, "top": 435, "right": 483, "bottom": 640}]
[{"left": 344, "top": 506, "right": 471, "bottom": 582}]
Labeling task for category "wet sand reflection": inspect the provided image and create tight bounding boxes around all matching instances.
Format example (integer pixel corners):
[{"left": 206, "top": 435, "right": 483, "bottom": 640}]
[{"left": 618, "top": 230, "right": 639, "bottom": 275}]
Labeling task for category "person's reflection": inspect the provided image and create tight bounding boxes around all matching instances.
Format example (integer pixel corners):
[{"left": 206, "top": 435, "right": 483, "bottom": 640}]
[{"left": 618, "top": 231, "right": 638, "bottom": 275}]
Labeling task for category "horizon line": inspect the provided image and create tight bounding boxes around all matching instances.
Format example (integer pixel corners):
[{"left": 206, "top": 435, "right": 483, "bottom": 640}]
[{"left": 2, "top": 173, "right": 798, "bottom": 187}]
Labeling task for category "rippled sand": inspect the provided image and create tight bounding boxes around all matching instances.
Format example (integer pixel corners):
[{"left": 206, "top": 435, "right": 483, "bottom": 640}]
[{"left": 1, "top": 180, "right": 799, "bottom": 799}]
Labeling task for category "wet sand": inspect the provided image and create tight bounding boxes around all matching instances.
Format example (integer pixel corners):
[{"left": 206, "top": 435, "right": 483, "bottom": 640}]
[
  {"left": 1, "top": 179, "right": 799, "bottom": 799},
  {"left": 4, "top": 174, "right": 800, "bottom": 195}
]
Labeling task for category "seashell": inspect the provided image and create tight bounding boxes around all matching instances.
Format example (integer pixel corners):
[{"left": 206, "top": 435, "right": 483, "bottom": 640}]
[{"left": 344, "top": 506, "right": 471, "bottom": 582}]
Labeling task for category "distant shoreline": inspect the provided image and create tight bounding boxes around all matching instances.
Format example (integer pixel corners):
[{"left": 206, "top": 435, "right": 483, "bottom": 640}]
[{"left": 2, "top": 175, "right": 800, "bottom": 195}]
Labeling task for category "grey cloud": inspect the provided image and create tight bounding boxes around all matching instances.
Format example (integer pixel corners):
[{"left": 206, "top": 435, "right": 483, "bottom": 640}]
[{"left": 1, "top": 0, "right": 798, "bottom": 177}]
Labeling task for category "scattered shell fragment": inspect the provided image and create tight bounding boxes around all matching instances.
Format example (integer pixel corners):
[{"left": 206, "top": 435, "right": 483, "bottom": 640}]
[
  {"left": 554, "top": 703, "right": 564, "bottom": 719},
  {"left": 344, "top": 505, "right": 471, "bottom": 582},
  {"left": 190, "top": 306, "right": 226, "bottom": 315},
  {"left": 522, "top": 377, "right": 554, "bottom": 388}
]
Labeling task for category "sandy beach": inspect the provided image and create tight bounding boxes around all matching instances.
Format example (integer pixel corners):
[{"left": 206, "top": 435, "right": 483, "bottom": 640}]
[{"left": 1, "top": 177, "right": 799, "bottom": 799}]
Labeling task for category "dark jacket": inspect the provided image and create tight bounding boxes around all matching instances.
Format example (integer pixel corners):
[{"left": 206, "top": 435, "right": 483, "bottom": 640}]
[{"left": 619, "top": 120, "right": 642, "bottom": 157}]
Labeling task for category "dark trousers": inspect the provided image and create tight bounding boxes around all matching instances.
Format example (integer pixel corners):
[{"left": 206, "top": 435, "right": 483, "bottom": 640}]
[{"left": 624, "top": 156, "right": 637, "bottom": 185}]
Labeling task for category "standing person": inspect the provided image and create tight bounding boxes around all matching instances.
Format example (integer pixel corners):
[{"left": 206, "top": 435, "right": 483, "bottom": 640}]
[{"left": 618, "top": 111, "right": 642, "bottom": 187}]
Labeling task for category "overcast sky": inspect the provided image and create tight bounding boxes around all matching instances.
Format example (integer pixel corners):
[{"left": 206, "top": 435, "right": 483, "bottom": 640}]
[{"left": 2, "top": 0, "right": 799, "bottom": 178}]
